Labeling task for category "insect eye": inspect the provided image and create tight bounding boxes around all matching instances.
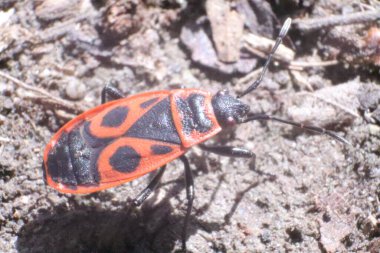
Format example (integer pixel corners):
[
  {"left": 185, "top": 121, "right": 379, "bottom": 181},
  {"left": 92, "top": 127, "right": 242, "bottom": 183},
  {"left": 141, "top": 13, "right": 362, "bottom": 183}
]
[{"left": 227, "top": 116, "right": 236, "bottom": 126}]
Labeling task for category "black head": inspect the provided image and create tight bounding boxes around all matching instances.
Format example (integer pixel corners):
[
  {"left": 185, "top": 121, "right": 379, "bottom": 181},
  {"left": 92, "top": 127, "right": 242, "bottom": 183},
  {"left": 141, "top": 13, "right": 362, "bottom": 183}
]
[
  {"left": 211, "top": 90, "right": 250, "bottom": 127},
  {"left": 212, "top": 19, "right": 292, "bottom": 128}
]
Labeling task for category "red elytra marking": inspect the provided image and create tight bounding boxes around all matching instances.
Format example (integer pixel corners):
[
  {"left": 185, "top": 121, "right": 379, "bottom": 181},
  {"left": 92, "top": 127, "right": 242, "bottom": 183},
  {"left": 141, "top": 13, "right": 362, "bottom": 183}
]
[
  {"left": 88, "top": 93, "right": 168, "bottom": 139},
  {"left": 43, "top": 89, "right": 219, "bottom": 194},
  {"left": 43, "top": 91, "right": 171, "bottom": 184},
  {"left": 98, "top": 137, "right": 184, "bottom": 183},
  {"left": 46, "top": 139, "right": 184, "bottom": 195}
]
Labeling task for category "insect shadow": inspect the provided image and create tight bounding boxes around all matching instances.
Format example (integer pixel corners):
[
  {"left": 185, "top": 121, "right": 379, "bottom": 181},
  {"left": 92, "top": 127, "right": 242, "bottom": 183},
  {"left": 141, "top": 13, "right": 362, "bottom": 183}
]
[{"left": 15, "top": 170, "right": 225, "bottom": 253}]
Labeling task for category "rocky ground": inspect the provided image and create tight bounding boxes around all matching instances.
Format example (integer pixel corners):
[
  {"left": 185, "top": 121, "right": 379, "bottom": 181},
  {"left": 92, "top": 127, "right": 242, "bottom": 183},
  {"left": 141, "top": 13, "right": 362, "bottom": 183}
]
[{"left": 0, "top": 0, "right": 379, "bottom": 252}]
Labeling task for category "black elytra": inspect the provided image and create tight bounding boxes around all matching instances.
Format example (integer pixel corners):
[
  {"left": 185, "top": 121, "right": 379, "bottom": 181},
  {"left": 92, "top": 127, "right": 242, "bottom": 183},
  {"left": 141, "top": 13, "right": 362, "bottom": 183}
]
[
  {"left": 68, "top": 124, "right": 99, "bottom": 184},
  {"left": 125, "top": 98, "right": 182, "bottom": 144},
  {"left": 46, "top": 131, "right": 76, "bottom": 186},
  {"left": 45, "top": 124, "right": 100, "bottom": 187}
]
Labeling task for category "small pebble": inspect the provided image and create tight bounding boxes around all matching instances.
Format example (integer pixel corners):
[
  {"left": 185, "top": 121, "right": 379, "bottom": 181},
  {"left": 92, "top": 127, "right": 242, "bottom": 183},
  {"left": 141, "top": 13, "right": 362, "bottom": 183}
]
[
  {"left": 369, "top": 124, "right": 380, "bottom": 136},
  {"left": 12, "top": 210, "right": 20, "bottom": 220},
  {"left": 260, "top": 230, "right": 271, "bottom": 244},
  {"left": 3, "top": 98, "right": 13, "bottom": 109},
  {"left": 65, "top": 78, "right": 86, "bottom": 100}
]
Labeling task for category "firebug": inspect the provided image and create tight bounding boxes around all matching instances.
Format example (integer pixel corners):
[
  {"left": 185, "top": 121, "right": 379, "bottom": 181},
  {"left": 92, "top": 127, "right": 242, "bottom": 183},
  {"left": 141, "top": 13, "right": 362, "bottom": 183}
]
[{"left": 42, "top": 18, "right": 349, "bottom": 251}]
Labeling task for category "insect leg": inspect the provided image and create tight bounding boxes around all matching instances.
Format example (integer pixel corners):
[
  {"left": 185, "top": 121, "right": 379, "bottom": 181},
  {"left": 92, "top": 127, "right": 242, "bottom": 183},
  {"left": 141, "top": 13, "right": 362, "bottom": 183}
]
[
  {"left": 198, "top": 144, "right": 255, "bottom": 158},
  {"left": 179, "top": 155, "right": 194, "bottom": 252},
  {"left": 133, "top": 165, "right": 167, "bottom": 206},
  {"left": 101, "top": 83, "right": 125, "bottom": 104},
  {"left": 242, "top": 113, "right": 351, "bottom": 145}
]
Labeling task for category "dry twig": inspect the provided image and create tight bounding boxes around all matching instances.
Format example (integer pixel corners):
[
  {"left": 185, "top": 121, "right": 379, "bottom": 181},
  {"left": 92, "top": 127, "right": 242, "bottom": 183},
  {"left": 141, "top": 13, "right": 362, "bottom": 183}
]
[
  {"left": 0, "top": 70, "right": 86, "bottom": 113},
  {"left": 289, "top": 60, "right": 339, "bottom": 69},
  {"left": 293, "top": 10, "right": 380, "bottom": 32}
]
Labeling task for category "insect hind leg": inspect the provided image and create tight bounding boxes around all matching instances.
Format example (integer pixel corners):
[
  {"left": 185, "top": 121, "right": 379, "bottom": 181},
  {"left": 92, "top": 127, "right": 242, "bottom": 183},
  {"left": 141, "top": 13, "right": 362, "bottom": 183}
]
[
  {"left": 179, "top": 155, "right": 194, "bottom": 252},
  {"left": 199, "top": 144, "right": 255, "bottom": 159},
  {"left": 101, "top": 82, "right": 125, "bottom": 104},
  {"left": 133, "top": 165, "right": 167, "bottom": 206}
]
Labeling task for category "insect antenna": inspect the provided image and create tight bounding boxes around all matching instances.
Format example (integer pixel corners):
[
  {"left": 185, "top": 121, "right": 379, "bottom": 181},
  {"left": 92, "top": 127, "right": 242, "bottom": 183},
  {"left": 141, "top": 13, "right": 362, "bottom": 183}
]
[
  {"left": 238, "top": 18, "right": 292, "bottom": 98},
  {"left": 242, "top": 113, "right": 352, "bottom": 145}
]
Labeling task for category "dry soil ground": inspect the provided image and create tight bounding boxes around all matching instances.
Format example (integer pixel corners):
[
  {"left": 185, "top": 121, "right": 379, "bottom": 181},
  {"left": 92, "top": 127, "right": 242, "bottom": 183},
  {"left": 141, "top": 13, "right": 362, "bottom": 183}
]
[{"left": 0, "top": 1, "right": 379, "bottom": 253}]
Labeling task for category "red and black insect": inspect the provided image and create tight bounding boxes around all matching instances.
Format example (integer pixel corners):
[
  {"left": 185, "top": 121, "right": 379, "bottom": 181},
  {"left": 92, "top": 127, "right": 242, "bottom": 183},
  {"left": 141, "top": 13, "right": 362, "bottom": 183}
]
[{"left": 42, "top": 18, "right": 349, "bottom": 251}]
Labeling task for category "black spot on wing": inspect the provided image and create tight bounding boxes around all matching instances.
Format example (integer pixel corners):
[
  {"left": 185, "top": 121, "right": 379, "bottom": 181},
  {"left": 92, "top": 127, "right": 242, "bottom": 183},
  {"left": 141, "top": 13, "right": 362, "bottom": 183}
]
[
  {"left": 151, "top": 145, "right": 173, "bottom": 155},
  {"left": 140, "top": 97, "right": 159, "bottom": 108},
  {"left": 176, "top": 94, "right": 212, "bottom": 135},
  {"left": 110, "top": 146, "right": 141, "bottom": 173},
  {"left": 125, "top": 98, "right": 181, "bottom": 144},
  {"left": 101, "top": 106, "right": 129, "bottom": 127}
]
